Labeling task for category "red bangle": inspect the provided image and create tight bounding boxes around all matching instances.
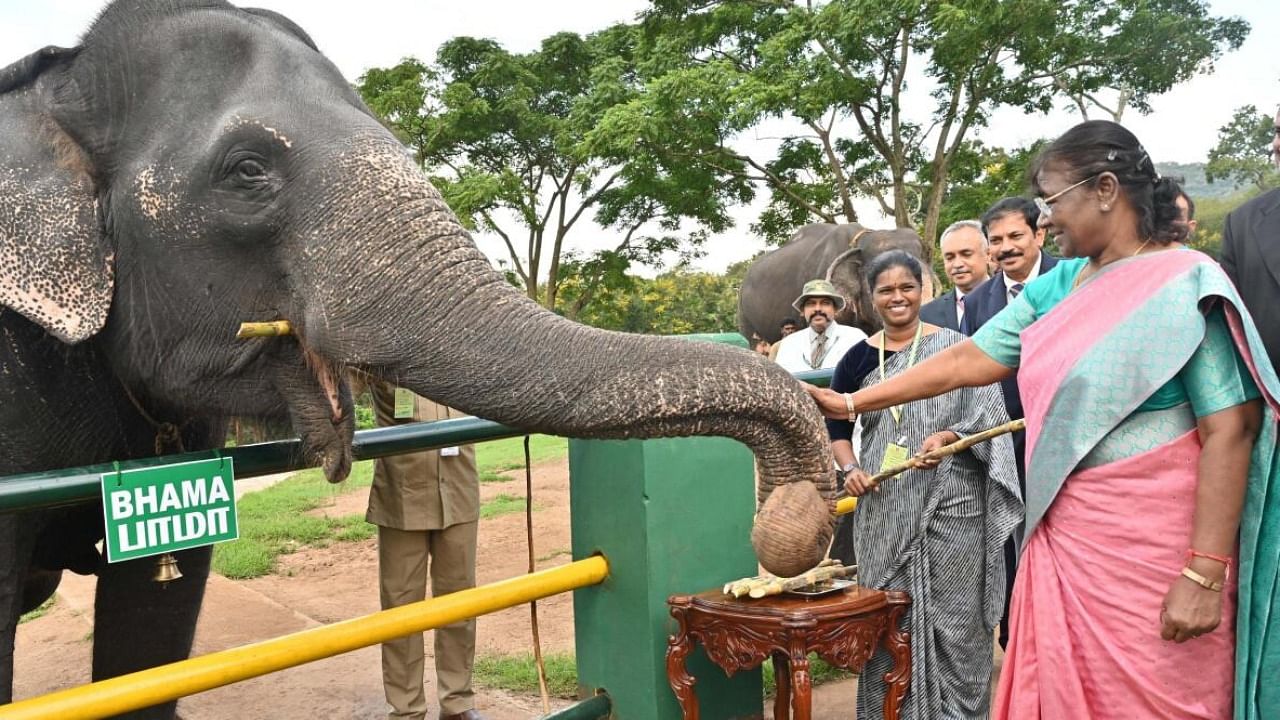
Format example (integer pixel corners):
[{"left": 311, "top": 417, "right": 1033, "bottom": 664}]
[{"left": 1186, "top": 548, "right": 1233, "bottom": 567}]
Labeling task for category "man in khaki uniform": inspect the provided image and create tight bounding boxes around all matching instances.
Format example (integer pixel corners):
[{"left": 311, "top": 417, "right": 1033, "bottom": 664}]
[{"left": 364, "top": 379, "right": 485, "bottom": 720}]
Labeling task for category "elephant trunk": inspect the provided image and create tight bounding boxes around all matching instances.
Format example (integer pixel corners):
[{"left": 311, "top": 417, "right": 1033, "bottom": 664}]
[{"left": 292, "top": 137, "right": 836, "bottom": 576}]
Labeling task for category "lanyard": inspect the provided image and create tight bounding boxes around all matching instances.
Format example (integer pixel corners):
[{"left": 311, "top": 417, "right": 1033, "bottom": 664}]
[{"left": 878, "top": 321, "right": 924, "bottom": 424}]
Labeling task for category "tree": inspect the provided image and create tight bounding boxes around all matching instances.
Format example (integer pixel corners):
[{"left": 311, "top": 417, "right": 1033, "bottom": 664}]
[
  {"left": 609, "top": 0, "right": 1247, "bottom": 252},
  {"left": 357, "top": 28, "right": 748, "bottom": 311},
  {"left": 1206, "top": 105, "right": 1280, "bottom": 192},
  {"left": 565, "top": 268, "right": 740, "bottom": 334}
]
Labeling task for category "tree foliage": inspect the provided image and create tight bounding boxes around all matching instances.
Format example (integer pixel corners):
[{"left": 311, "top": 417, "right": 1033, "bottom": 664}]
[
  {"left": 559, "top": 268, "right": 741, "bottom": 334},
  {"left": 1206, "top": 105, "right": 1280, "bottom": 192},
  {"left": 605, "top": 0, "right": 1247, "bottom": 253},
  {"left": 357, "top": 28, "right": 749, "bottom": 311}
]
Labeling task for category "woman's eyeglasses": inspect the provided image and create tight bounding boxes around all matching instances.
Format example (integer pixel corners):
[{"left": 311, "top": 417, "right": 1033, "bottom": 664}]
[{"left": 1034, "top": 173, "right": 1100, "bottom": 220}]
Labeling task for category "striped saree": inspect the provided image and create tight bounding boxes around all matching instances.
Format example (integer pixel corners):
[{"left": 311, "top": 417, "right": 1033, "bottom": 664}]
[
  {"left": 837, "top": 328, "right": 1022, "bottom": 719},
  {"left": 975, "top": 250, "right": 1280, "bottom": 719}
]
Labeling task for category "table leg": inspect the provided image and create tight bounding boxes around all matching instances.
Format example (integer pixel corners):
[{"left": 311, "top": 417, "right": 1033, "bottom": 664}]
[
  {"left": 771, "top": 651, "right": 791, "bottom": 719},
  {"left": 666, "top": 604, "right": 699, "bottom": 720},
  {"left": 881, "top": 604, "right": 911, "bottom": 720},
  {"left": 789, "top": 643, "right": 812, "bottom": 720}
]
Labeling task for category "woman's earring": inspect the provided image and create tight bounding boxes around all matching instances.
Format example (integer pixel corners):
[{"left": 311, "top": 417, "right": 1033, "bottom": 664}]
[{"left": 1101, "top": 203, "right": 1110, "bottom": 212}]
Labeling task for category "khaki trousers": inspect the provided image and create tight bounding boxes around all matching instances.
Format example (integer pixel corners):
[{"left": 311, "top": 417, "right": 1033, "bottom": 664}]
[{"left": 378, "top": 522, "right": 478, "bottom": 719}]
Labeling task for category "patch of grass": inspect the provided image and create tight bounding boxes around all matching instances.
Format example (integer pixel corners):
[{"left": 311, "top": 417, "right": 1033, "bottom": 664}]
[
  {"left": 480, "top": 494, "right": 528, "bottom": 519},
  {"left": 212, "top": 460, "right": 376, "bottom": 578},
  {"left": 473, "top": 653, "right": 578, "bottom": 698},
  {"left": 19, "top": 596, "right": 55, "bottom": 624},
  {"left": 762, "top": 654, "right": 850, "bottom": 696},
  {"left": 536, "top": 548, "right": 572, "bottom": 563},
  {"left": 476, "top": 435, "right": 567, "bottom": 482},
  {"left": 473, "top": 650, "right": 847, "bottom": 701}
]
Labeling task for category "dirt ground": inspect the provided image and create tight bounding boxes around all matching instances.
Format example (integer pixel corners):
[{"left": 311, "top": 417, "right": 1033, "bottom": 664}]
[{"left": 12, "top": 457, "right": 1002, "bottom": 719}]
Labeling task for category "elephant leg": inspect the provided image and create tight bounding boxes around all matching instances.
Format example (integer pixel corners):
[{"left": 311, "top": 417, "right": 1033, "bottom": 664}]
[
  {"left": 0, "top": 514, "right": 39, "bottom": 705},
  {"left": 92, "top": 545, "right": 211, "bottom": 719}
]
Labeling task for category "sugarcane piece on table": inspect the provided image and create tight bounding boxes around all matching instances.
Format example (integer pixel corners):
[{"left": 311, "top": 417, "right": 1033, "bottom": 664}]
[
  {"left": 748, "top": 562, "right": 857, "bottom": 599},
  {"left": 724, "top": 558, "right": 840, "bottom": 596}
]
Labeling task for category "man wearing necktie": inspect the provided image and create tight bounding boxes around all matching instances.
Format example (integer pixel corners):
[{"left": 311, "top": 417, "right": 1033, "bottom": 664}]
[
  {"left": 920, "top": 219, "right": 991, "bottom": 332},
  {"left": 772, "top": 279, "right": 868, "bottom": 373}
]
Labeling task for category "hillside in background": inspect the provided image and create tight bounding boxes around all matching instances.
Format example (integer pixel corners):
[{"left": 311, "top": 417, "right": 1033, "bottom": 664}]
[{"left": 1157, "top": 162, "right": 1243, "bottom": 199}]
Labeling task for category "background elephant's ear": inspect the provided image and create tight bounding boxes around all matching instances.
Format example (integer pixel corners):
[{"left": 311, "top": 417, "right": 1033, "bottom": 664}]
[
  {"left": 825, "top": 247, "right": 862, "bottom": 317},
  {"left": 922, "top": 267, "right": 940, "bottom": 300},
  {"left": 0, "top": 46, "right": 112, "bottom": 344}
]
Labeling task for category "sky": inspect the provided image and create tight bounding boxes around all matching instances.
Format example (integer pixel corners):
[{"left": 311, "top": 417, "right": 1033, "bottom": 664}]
[{"left": 3, "top": 0, "right": 1277, "bottom": 274}]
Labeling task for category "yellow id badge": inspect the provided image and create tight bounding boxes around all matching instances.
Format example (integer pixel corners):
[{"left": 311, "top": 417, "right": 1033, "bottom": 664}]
[
  {"left": 393, "top": 388, "right": 416, "bottom": 419},
  {"left": 880, "top": 443, "right": 910, "bottom": 473}
]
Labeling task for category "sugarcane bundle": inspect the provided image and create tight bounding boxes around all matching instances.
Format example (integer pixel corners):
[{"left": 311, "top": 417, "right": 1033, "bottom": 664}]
[{"left": 722, "top": 559, "right": 857, "bottom": 600}]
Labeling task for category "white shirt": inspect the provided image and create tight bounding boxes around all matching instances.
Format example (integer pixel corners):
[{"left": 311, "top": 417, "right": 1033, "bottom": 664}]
[
  {"left": 1003, "top": 252, "right": 1043, "bottom": 303},
  {"left": 773, "top": 320, "right": 868, "bottom": 373}
]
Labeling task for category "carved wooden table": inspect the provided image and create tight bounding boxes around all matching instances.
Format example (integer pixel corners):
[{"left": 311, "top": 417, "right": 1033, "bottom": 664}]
[{"left": 666, "top": 585, "right": 911, "bottom": 720}]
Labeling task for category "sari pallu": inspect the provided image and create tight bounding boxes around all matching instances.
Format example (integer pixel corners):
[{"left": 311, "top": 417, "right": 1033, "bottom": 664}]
[{"left": 991, "top": 250, "right": 1280, "bottom": 720}]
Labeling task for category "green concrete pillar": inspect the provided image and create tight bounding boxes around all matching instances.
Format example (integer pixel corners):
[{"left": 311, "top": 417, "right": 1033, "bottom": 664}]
[{"left": 570, "top": 436, "right": 762, "bottom": 720}]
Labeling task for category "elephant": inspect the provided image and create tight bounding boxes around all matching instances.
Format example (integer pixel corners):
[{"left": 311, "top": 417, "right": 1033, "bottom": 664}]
[
  {"left": 0, "top": 2, "right": 835, "bottom": 716},
  {"left": 738, "top": 222, "right": 937, "bottom": 343}
]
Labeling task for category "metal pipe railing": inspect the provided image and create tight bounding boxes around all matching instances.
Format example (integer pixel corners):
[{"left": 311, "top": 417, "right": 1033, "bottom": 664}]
[
  {"left": 0, "top": 555, "right": 609, "bottom": 720},
  {"left": 541, "top": 693, "right": 611, "bottom": 720}
]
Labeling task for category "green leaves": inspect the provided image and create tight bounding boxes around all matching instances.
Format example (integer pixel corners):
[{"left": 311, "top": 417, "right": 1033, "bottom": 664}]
[
  {"left": 1207, "top": 105, "right": 1280, "bottom": 192},
  {"left": 357, "top": 25, "right": 737, "bottom": 312}
]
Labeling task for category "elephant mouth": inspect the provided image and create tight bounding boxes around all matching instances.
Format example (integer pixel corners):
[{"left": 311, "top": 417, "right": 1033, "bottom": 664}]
[{"left": 302, "top": 346, "right": 346, "bottom": 425}]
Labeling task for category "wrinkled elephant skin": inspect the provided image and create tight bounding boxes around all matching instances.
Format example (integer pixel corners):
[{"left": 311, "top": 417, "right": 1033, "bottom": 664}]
[
  {"left": 738, "top": 223, "right": 936, "bottom": 342},
  {"left": 0, "top": 2, "right": 835, "bottom": 716}
]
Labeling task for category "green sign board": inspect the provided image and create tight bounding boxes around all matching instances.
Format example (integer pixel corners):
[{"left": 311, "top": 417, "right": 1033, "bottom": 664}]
[{"left": 100, "top": 457, "right": 239, "bottom": 563}]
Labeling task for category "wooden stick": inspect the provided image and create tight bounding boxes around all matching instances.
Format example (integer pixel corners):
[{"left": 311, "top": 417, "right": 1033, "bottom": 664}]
[
  {"left": 862, "top": 418, "right": 1025, "bottom": 492},
  {"left": 235, "top": 320, "right": 293, "bottom": 339}
]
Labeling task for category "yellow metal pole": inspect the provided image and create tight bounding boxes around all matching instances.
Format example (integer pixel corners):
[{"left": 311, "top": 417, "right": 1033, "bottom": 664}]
[{"left": 1, "top": 555, "right": 608, "bottom": 720}]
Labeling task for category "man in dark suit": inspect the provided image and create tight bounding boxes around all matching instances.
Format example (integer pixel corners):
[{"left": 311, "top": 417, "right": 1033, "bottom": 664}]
[
  {"left": 920, "top": 219, "right": 991, "bottom": 331},
  {"left": 1221, "top": 106, "right": 1280, "bottom": 374},
  {"left": 960, "top": 196, "right": 1058, "bottom": 649}
]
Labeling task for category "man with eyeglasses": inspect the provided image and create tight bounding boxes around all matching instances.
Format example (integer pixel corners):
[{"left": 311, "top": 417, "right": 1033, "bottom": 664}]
[
  {"left": 959, "top": 196, "right": 1059, "bottom": 650},
  {"left": 1220, "top": 105, "right": 1280, "bottom": 374}
]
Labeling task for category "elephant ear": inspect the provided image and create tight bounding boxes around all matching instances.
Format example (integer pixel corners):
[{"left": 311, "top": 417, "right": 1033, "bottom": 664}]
[
  {"left": 825, "top": 247, "right": 862, "bottom": 320},
  {"left": 0, "top": 46, "right": 112, "bottom": 344}
]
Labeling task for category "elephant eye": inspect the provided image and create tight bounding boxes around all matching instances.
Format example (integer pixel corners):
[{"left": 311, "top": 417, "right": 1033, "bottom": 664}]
[{"left": 234, "top": 158, "right": 267, "bottom": 180}]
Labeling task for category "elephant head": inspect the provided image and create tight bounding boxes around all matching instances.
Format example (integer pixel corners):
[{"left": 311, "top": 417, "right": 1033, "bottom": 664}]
[
  {"left": 825, "top": 224, "right": 937, "bottom": 333},
  {"left": 0, "top": 1, "right": 833, "bottom": 576},
  {"left": 738, "top": 223, "right": 936, "bottom": 342}
]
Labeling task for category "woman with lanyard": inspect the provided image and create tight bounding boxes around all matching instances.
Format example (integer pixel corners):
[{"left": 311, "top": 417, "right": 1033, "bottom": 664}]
[{"left": 823, "top": 249, "right": 1022, "bottom": 719}]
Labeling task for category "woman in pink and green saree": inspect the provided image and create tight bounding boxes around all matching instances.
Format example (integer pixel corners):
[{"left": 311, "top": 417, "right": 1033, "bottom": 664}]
[{"left": 806, "top": 120, "right": 1279, "bottom": 720}]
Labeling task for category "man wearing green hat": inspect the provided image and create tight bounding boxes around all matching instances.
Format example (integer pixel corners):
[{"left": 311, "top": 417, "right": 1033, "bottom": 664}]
[{"left": 772, "top": 278, "right": 867, "bottom": 373}]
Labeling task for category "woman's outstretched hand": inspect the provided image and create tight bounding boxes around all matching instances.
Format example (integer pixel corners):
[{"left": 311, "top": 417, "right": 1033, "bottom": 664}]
[
  {"left": 802, "top": 383, "right": 851, "bottom": 420},
  {"left": 914, "top": 431, "right": 961, "bottom": 468},
  {"left": 843, "top": 467, "right": 875, "bottom": 497}
]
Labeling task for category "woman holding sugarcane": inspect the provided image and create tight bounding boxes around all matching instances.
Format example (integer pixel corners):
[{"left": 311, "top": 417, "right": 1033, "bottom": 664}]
[
  {"left": 810, "top": 120, "right": 1280, "bottom": 720},
  {"left": 822, "top": 249, "right": 1022, "bottom": 719}
]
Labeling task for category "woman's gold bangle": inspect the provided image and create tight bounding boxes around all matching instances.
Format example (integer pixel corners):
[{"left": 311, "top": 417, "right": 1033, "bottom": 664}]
[
  {"left": 1181, "top": 565, "right": 1224, "bottom": 592},
  {"left": 843, "top": 393, "right": 856, "bottom": 422}
]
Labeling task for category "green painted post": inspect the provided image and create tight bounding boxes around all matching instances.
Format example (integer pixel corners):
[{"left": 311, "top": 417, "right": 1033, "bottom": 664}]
[{"left": 570, "top": 437, "right": 762, "bottom": 719}]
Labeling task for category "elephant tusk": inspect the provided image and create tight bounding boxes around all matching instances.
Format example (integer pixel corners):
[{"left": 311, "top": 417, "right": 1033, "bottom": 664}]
[{"left": 236, "top": 320, "right": 293, "bottom": 339}]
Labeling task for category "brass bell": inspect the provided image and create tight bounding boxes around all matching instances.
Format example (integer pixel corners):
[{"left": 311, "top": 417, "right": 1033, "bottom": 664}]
[{"left": 153, "top": 553, "right": 183, "bottom": 584}]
